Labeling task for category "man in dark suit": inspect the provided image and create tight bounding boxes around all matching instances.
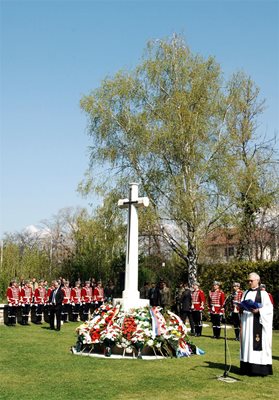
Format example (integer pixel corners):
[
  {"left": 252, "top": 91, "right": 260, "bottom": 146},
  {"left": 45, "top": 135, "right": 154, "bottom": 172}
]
[
  {"left": 180, "top": 284, "right": 195, "bottom": 334},
  {"left": 49, "top": 280, "right": 64, "bottom": 331}
]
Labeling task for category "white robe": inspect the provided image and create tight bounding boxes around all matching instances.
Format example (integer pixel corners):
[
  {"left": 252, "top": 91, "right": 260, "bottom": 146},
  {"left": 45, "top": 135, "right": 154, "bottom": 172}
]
[{"left": 240, "top": 289, "right": 273, "bottom": 366}]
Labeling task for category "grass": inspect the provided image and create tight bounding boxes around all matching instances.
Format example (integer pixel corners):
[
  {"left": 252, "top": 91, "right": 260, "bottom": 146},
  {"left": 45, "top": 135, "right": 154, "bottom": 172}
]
[{"left": 0, "top": 322, "right": 278, "bottom": 400}]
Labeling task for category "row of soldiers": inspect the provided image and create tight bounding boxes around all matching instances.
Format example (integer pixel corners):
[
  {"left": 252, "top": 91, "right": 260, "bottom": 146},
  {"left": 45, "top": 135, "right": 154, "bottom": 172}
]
[
  {"left": 169, "top": 280, "right": 243, "bottom": 339},
  {"left": 5, "top": 279, "right": 109, "bottom": 326},
  {"left": 173, "top": 280, "right": 273, "bottom": 340},
  {"left": 6, "top": 277, "right": 273, "bottom": 341}
]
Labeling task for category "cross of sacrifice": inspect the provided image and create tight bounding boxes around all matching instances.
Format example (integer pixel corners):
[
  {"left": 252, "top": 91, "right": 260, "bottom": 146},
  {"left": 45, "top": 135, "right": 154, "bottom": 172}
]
[{"left": 115, "top": 183, "right": 150, "bottom": 311}]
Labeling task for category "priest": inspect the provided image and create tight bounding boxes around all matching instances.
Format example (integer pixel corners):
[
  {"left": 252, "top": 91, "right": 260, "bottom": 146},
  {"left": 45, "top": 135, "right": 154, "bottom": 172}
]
[{"left": 240, "top": 272, "right": 273, "bottom": 376}]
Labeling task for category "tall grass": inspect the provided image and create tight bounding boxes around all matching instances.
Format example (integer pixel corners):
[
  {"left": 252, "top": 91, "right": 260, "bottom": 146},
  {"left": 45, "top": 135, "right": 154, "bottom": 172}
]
[{"left": 0, "top": 322, "right": 278, "bottom": 400}]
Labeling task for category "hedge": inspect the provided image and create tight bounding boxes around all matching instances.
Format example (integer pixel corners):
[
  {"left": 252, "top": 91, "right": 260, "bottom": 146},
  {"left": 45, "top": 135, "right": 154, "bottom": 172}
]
[{"left": 197, "top": 260, "right": 279, "bottom": 328}]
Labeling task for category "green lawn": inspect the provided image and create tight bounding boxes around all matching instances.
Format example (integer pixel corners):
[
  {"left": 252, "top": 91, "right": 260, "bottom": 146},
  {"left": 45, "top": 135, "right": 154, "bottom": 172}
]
[{"left": 0, "top": 322, "right": 278, "bottom": 400}]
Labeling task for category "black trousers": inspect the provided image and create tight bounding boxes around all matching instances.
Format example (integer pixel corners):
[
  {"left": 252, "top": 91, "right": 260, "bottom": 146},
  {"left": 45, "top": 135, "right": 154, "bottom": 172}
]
[
  {"left": 81, "top": 303, "right": 90, "bottom": 321},
  {"left": 181, "top": 310, "right": 195, "bottom": 333},
  {"left": 7, "top": 305, "right": 17, "bottom": 325},
  {"left": 35, "top": 304, "right": 44, "bottom": 323},
  {"left": 192, "top": 310, "right": 203, "bottom": 335},
  {"left": 72, "top": 304, "right": 80, "bottom": 321},
  {"left": 62, "top": 303, "right": 71, "bottom": 321},
  {"left": 49, "top": 304, "right": 62, "bottom": 330},
  {"left": 231, "top": 312, "right": 240, "bottom": 339},
  {"left": 210, "top": 313, "right": 222, "bottom": 338},
  {"left": 21, "top": 304, "right": 31, "bottom": 324},
  {"left": 22, "top": 304, "right": 31, "bottom": 316}
]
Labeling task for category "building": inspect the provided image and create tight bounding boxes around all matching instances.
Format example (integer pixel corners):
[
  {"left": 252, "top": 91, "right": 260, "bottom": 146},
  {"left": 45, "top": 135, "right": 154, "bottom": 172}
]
[{"left": 201, "top": 227, "right": 279, "bottom": 264}]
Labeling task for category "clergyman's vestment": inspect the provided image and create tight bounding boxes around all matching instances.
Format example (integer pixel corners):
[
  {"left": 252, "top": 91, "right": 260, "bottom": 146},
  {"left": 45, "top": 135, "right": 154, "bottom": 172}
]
[{"left": 240, "top": 288, "right": 273, "bottom": 376}]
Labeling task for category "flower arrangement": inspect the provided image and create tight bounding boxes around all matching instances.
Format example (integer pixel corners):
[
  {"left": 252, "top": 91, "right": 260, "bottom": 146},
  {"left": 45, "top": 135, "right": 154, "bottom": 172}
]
[
  {"left": 163, "top": 311, "right": 195, "bottom": 357},
  {"left": 74, "top": 305, "right": 202, "bottom": 358}
]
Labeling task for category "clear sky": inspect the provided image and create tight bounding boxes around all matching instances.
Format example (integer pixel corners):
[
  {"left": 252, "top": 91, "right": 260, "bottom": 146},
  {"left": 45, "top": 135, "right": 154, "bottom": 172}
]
[{"left": 1, "top": 0, "right": 278, "bottom": 238}]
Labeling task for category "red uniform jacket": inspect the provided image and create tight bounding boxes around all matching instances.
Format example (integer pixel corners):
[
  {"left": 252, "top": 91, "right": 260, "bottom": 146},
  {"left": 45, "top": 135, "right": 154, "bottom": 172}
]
[
  {"left": 71, "top": 287, "right": 81, "bottom": 304},
  {"left": 62, "top": 287, "right": 71, "bottom": 304},
  {"left": 191, "top": 289, "right": 206, "bottom": 311},
  {"left": 7, "top": 286, "right": 20, "bottom": 305},
  {"left": 34, "top": 287, "right": 47, "bottom": 305},
  {"left": 208, "top": 289, "right": 225, "bottom": 314},
  {"left": 45, "top": 287, "right": 54, "bottom": 304},
  {"left": 231, "top": 289, "right": 243, "bottom": 313},
  {"left": 93, "top": 286, "right": 104, "bottom": 302},
  {"left": 20, "top": 287, "right": 33, "bottom": 304},
  {"left": 81, "top": 287, "right": 93, "bottom": 303}
]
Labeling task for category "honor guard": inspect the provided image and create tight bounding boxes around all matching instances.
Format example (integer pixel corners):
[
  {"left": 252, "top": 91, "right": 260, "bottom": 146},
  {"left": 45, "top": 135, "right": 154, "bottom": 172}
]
[
  {"left": 44, "top": 282, "right": 55, "bottom": 324},
  {"left": 81, "top": 281, "right": 93, "bottom": 321},
  {"left": 62, "top": 281, "right": 71, "bottom": 322},
  {"left": 208, "top": 281, "right": 225, "bottom": 339},
  {"left": 231, "top": 282, "right": 243, "bottom": 341},
  {"left": 93, "top": 280, "right": 104, "bottom": 308},
  {"left": 33, "top": 280, "right": 47, "bottom": 324},
  {"left": 20, "top": 281, "right": 33, "bottom": 325},
  {"left": 6, "top": 280, "right": 20, "bottom": 325},
  {"left": 191, "top": 282, "right": 206, "bottom": 336},
  {"left": 71, "top": 282, "right": 81, "bottom": 322}
]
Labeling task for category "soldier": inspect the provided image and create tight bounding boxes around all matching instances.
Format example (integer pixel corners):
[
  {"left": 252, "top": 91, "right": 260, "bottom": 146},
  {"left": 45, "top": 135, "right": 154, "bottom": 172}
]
[
  {"left": 62, "top": 280, "right": 71, "bottom": 323},
  {"left": 81, "top": 281, "right": 93, "bottom": 321},
  {"left": 20, "top": 280, "right": 33, "bottom": 325},
  {"left": 93, "top": 280, "right": 104, "bottom": 308},
  {"left": 208, "top": 281, "right": 225, "bottom": 339},
  {"left": 6, "top": 280, "right": 20, "bottom": 325},
  {"left": 231, "top": 282, "right": 243, "bottom": 341},
  {"left": 71, "top": 282, "right": 82, "bottom": 322},
  {"left": 33, "top": 280, "right": 47, "bottom": 324},
  {"left": 191, "top": 281, "right": 206, "bottom": 337},
  {"left": 44, "top": 281, "right": 55, "bottom": 324}
]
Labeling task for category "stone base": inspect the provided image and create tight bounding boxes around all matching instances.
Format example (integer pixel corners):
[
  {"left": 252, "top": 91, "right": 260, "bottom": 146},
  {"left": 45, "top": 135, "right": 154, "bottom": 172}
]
[
  {"left": 113, "top": 298, "right": 150, "bottom": 311},
  {"left": 71, "top": 346, "right": 164, "bottom": 360}
]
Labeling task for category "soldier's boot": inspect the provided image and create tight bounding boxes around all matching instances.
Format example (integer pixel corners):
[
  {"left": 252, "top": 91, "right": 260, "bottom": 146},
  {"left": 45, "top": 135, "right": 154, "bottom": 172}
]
[
  {"left": 216, "top": 327, "right": 221, "bottom": 339},
  {"left": 213, "top": 326, "right": 217, "bottom": 339},
  {"left": 235, "top": 328, "right": 240, "bottom": 341}
]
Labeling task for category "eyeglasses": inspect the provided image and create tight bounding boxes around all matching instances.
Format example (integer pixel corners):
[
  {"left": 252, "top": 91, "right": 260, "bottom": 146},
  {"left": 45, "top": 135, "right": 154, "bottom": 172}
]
[{"left": 247, "top": 279, "right": 255, "bottom": 282}]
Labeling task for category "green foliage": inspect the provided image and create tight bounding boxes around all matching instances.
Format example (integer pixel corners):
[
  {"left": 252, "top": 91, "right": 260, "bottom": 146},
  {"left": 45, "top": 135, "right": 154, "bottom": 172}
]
[
  {"left": 0, "top": 240, "right": 51, "bottom": 298},
  {"left": 68, "top": 191, "right": 126, "bottom": 283},
  {"left": 224, "top": 72, "right": 278, "bottom": 259}
]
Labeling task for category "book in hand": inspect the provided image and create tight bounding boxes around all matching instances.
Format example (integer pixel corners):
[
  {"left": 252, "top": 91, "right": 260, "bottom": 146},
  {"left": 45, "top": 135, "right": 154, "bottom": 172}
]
[{"left": 233, "top": 299, "right": 263, "bottom": 311}]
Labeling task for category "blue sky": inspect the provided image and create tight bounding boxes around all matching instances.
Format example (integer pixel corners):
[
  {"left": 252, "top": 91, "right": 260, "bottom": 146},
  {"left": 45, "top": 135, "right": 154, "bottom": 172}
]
[{"left": 1, "top": 0, "right": 278, "bottom": 237}]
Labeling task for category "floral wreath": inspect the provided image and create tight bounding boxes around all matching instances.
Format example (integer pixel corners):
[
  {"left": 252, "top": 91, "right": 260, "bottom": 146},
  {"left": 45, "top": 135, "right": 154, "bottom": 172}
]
[{"left": 74, "top": 304, "right": 203, "bottom": 358}]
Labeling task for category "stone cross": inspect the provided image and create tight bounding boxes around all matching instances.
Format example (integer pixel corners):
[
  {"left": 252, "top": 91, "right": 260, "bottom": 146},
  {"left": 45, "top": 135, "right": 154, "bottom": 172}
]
[{"left": 115, "top": 183, "right": 150, "bottom": 311}]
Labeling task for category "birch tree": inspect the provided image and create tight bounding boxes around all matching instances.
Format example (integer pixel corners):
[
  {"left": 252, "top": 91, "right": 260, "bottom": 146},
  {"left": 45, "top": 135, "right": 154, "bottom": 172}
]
[{"left": 79, "top": 35, "right": 278, "bottom": 283}]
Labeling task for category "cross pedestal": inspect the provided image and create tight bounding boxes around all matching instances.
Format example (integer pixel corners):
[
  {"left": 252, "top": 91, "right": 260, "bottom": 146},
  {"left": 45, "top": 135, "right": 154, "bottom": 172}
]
[{"left": 113, "top": 183, "right": 150, "bottom": 311}]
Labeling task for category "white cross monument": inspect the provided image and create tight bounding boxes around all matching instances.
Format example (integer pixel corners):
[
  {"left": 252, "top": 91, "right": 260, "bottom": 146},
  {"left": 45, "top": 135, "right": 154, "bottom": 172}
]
[{"left": 113, "top": 183, "right": 150, "bottom": 311}]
